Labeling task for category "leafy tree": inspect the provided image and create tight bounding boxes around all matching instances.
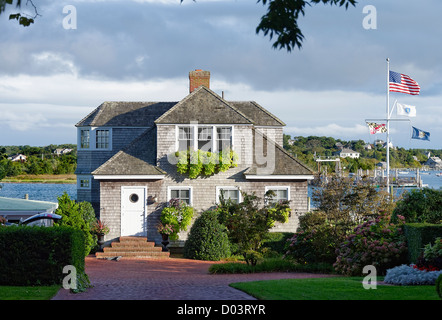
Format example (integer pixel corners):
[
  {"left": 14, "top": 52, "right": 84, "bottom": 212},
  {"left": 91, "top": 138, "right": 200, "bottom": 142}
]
[
  {"left": 216, "top": 190, "right": 290, "bottom": 265},
  {"left": 255, "top": 0, "right": 358, "bottom": 51}
]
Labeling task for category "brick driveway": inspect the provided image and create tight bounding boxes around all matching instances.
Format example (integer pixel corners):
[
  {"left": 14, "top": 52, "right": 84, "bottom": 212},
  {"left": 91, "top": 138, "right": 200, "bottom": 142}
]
[{"left": 52, "top": 256, "right": 335, "bottom": 300}]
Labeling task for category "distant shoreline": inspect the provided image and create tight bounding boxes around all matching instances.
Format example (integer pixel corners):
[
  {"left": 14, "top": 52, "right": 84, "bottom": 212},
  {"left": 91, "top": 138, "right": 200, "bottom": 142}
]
[{"left": 1, "top": 174, "right": 76, "bottom": 184}]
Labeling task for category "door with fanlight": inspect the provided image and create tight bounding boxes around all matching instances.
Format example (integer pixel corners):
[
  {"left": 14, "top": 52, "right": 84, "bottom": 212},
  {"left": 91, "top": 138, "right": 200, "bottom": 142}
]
[{"left": 121, "top": 186, "right": 147, "bottom": 237}]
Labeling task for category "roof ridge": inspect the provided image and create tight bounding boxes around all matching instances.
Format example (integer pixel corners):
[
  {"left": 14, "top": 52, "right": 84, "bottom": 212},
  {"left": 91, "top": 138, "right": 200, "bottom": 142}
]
[{"left": 154, "top": 86, "right": 253, "bottom": 124}]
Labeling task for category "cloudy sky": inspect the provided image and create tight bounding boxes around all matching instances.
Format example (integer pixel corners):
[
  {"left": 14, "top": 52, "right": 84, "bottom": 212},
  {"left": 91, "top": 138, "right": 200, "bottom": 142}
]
[{"left": 1, "top": 0, "right": 441, "bottom": 149}]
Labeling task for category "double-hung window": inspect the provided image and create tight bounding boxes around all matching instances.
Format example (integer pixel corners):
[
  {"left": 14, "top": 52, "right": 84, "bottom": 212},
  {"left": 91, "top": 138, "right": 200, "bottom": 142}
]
[
  {"left": 198, "top": 127, "right": 212, "bottom": 152},
  {"left": 217, "top": 186, "right": 241, "bottom": 204},
  {"left": 217, "top": 127, "right": 232, "bottom": 152},
  {"left": 265, "top": 187, "right": 290, "bottom": 204},
  {"left": 168, "top": 187, "right": 192, "bottom": 205},
  {"left": 178, "top": 127, "right": 193, "bottom": 151}
]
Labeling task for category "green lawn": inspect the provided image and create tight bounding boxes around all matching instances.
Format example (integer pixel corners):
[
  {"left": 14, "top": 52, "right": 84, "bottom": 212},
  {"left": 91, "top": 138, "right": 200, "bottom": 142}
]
[
  {"left": 0, "top": 285, "right": 60, "bottom": 300},
  {"left": 230, "top": 277, "right": 440, "bottom": 300}
]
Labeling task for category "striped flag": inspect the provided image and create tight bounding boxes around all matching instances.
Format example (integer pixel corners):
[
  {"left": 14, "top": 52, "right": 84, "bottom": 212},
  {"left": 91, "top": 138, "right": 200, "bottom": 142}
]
[{"left": 389, "top": 71, "right": 420, "bottom": 95}]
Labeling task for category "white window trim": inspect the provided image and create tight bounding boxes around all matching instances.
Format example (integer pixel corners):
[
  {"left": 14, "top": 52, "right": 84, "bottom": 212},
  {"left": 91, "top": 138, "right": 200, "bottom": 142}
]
[
  {"left": 167, "top": 186, "right": 193, "bottom": 205},
  {"left": 215, "top": 186, "right": 241, "bottom": 204},
  {"left": 175, "top": 125, "right": 234, "bottom": 152},
  {"left": 265, "top": 186, "right": 290, "bottom": 201},
  {"left": 77, "top": 175, "right": 92, "bottom": 190},
  {"left": 77, "top": 127, "right": 112, "bottom": 151}
]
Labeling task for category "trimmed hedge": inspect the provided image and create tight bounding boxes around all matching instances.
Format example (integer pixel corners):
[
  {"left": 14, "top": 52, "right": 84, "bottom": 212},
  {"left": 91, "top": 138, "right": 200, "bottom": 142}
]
[
  {"left": 404, "top": 223, "right": 442, "bottom": 264},
  {"left": 0, "top": 225, "right": 86, "bottom": 286}
]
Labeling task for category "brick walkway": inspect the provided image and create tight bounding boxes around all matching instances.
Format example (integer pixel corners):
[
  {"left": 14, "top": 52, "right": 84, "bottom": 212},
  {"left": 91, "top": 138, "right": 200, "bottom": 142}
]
[{"left": 52, "top": 256, "right": 335, "bottom": 300}]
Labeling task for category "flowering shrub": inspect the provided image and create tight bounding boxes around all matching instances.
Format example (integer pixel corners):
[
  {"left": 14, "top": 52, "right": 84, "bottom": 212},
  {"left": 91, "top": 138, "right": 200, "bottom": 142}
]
[
  {"left": 384, "top": 264, "right": 442, "bottom": 286},
  {"left": 334, "top": 213, "right": 408, "bottom": 276}
]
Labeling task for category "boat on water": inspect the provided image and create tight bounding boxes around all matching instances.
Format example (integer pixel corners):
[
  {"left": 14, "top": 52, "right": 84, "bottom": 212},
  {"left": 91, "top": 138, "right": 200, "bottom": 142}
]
[{"left": 436, "top": 172, "right": 442, "bottom": 177}]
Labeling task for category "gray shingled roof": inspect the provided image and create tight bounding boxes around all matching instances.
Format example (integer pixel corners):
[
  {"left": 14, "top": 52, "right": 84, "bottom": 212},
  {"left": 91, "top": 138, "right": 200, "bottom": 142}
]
[
  {"left": 244, "top": 129, "right": 314, "bottom": 177},
  {"left": 76, "top": 101, "right": 177, "bottom": 127},
  {"left": 76, "top": 87, "right": 285, "bottom": 128},
  {"left": 229, "top": 101, "right": 285, "bottom": 127},
  {"left": 155, "top": 86, "right": 253, "bottom": 125},
  {"left": 92, "top": 127, "right": 165, "bottom": 176}
]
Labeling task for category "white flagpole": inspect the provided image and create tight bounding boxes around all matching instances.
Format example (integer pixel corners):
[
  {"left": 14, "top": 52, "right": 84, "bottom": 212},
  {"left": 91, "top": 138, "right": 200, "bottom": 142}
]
[{"left": 386, "top": 58, "right": 390, "bottom": 193}]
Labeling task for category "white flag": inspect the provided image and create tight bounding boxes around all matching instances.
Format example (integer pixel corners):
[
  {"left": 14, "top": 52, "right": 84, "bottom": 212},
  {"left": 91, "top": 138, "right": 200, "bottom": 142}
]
[{"left": 397, "top": 103, "right": 416, "bottom": 117}]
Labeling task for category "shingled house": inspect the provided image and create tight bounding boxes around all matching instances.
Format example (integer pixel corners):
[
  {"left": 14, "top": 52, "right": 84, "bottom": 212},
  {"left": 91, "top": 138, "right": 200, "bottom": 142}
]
[{"left": 75, "top": 70, "right": 314, "bottom": 245}]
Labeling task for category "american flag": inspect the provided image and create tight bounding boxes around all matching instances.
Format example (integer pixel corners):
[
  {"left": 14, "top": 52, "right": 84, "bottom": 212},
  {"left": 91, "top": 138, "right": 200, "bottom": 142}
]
[{"left": 389, "top": 71, "right": 420, "bottom": 95}]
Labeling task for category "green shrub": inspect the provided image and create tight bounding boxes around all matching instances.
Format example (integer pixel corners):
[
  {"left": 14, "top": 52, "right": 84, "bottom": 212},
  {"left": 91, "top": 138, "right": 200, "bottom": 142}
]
[
  {"left": 160, "top": 199, "right": 194, "bottom": 240},
  {"left": 216, "top": 191, "right": 290, "bottom": 266},
  {"left": 54, "top": 192, "right": 94, "bottom": 256},
  {"left": 0, "top": 225, "right": 87, "bottom": 287},
  {"left": 183, "top": 210, "right": 231, "bottom": 261},
  {"left": 392, "top": 188, "right": 442, "bottom": 224}
]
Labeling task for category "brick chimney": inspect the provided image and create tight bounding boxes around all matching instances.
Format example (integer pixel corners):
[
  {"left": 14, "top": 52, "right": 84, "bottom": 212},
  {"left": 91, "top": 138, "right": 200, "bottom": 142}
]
[{"left": 189, "top": 69, "right": 210, "bottom": 93}]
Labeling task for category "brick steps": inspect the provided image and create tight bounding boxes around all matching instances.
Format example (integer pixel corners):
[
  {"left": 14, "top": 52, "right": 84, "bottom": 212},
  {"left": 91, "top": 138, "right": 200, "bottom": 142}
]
[{"left": 96, "top": 236, "right": 169, "bottom": 259}]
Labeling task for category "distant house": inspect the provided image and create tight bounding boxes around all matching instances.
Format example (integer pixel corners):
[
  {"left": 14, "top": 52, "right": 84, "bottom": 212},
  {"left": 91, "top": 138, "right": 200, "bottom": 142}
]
[
  {"left": 424, "top": 156, "right": 442, "bottom": 169},
  {"left": 335, "top": 148, "right": 360, "bottom": 159},
  {"left": 8, "top": 154, "right": 27, "bottom": 162},
  {"left": 376, "top": 162, "right": 387, "bottom": 169},
  {"left": 54, "top": 148, "right": 73, "bottom": 156}
]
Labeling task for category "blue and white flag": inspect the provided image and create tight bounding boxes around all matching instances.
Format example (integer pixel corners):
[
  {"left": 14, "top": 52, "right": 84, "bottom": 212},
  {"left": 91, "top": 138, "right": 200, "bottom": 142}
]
[
  {"left": 411, "top": 126, "right": 430, "bottom": 141},
  {"left": 397, "top": 103, "right": 416, "bottom": 117}
]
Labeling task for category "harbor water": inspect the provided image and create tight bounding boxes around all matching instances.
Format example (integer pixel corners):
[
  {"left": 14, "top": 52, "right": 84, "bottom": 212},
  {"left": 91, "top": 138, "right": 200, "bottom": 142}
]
[{"left": 0, "top": 170, "right": 441, "bottom": 204}]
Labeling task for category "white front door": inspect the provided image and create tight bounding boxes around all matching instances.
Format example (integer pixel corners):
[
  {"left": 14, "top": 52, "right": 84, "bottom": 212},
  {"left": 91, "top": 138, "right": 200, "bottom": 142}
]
[{"left": 121, "top": 186, "right": 147, "bottom": 237}]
